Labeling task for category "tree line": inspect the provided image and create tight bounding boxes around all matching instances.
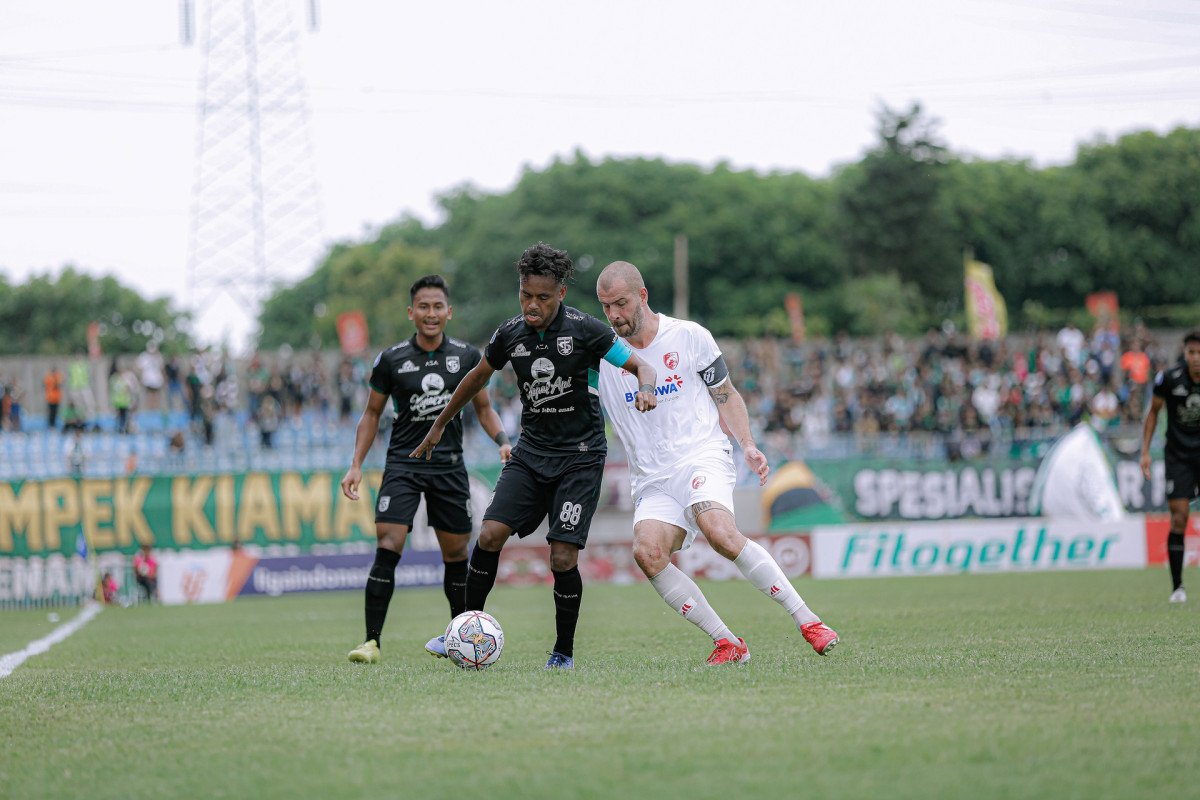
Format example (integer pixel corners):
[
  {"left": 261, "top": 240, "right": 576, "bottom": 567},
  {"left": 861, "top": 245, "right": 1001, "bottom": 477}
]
[{"left": 3, "top": 104, "right": 1197, "bottom": 355}]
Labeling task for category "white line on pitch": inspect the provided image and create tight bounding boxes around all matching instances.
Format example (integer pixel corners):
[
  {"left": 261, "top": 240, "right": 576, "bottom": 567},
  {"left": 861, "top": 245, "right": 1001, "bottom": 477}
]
[{"left": 0, "top": 602, "right": 104, "bottom": 679}]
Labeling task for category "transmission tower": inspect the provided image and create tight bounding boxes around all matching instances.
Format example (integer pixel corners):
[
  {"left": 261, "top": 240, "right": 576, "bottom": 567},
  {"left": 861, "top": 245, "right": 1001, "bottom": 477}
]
[{"left": 184, "top": 0, "right": 323, "bottom": 346}]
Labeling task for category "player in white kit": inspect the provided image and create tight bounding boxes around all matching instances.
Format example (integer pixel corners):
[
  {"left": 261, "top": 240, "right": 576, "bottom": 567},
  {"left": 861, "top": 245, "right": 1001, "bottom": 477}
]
[{"left": 596, "top": 261, "right": 839, "bottom": 664}]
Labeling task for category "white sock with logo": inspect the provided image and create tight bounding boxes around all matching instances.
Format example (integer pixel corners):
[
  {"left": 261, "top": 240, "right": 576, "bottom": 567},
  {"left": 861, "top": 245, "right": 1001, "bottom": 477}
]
[
  {"left": 733, "top": 538, "right": 820, "bottom": 627},
  {"left": 649, "top": 563, "right": 735, "bottom": 643}
]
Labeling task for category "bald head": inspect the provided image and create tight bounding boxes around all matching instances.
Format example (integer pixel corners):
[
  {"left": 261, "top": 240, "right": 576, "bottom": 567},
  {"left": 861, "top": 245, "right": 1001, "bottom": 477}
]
[
  {"left": 597, "top": 260, "right": 655, "bottom": 342},
  {"left": 597, "top": 261, "right": 645, "bottom": 294}
]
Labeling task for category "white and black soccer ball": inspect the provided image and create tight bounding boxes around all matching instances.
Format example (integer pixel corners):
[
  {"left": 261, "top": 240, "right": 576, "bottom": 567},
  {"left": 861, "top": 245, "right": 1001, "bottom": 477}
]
[{"left": 444, "top": 610, "right": 504, "bottom": 670}]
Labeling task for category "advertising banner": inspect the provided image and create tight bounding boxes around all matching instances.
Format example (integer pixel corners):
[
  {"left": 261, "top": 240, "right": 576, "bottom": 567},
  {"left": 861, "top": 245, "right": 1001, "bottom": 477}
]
[
  {"left": 239, "top": 550, "right": 445, "bottom": 597},
  {"left": 0, "top": 470, "right": 495, "bottom": 559},
  {"left": 822, "top": 455, "right": 1169, "bottom": 521},
  {"left": 810, "top": 518, "right": 1146, "bottom": 579}
]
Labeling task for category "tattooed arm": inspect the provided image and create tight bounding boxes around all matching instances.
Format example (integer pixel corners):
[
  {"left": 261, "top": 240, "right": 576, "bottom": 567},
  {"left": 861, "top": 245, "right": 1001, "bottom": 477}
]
[{"left": 707, "top": 378, "right": 770, "bottom": 486}]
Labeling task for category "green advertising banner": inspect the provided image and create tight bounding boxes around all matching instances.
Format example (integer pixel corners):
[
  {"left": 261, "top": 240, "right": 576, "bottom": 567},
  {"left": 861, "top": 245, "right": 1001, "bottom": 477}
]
[{"left": 0, "top": 467, "right": 504, "bottom": 558}]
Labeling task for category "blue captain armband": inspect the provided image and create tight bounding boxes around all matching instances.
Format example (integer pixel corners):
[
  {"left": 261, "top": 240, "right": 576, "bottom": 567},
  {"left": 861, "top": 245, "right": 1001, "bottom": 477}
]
[{"left": 603, "top": 338, "right": 634, "bottom": 368}]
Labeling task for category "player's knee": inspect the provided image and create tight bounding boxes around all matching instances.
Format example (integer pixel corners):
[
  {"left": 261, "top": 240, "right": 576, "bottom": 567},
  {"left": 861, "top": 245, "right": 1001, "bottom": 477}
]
[
  {"left": 477, "top": 522, "right": 510, "bottom": 551},
  {"left": 549, "top": 548, "right": 578, "bottom": 572},
  {"left": 706, "top": 527, "right": 747, "bottom": 561},
  {"left": 632, "top": 540, "right": 668, "bottom": 576}
]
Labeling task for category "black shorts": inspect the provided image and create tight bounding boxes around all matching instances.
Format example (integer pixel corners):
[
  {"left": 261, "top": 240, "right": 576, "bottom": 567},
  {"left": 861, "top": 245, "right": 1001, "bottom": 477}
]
[
  {"left": 483, "top": 449, "right": 606, "bottom": 549},
  {"left": 375, "top": 467, "right": 472, "bottom": 534},
  {"left": 1165, "top": 455, "right": 1200, "bottom": 501}
]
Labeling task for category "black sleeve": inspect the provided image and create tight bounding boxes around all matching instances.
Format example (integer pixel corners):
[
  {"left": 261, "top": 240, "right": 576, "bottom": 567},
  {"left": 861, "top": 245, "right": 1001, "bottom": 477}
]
[
  {"left": 582, "top": 314, "right": 619, "bottom": 359},
  {"left": 1152, "top": 369, "right": 1168, "bottom": 400},
  {"left": 484, "top": 327, "right": 509, "bottom": 371},
  {"left": 368, "top": 351, "right": 391, "bottom": 395}
]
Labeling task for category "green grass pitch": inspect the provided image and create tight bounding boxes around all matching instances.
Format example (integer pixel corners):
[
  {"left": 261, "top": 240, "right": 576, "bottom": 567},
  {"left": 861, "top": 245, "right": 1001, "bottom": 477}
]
[{"left": 2, "top": 569, "right": 1197, "bottom": 799}]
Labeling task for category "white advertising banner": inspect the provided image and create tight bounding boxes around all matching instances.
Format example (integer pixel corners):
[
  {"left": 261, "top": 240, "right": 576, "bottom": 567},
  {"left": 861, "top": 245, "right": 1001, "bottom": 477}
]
[
  {"left": 811, "top": 518, "right": 1146, "bottom": 579},
  {"left": 158, "top": 549, "right": 236, "bottom": 605}
]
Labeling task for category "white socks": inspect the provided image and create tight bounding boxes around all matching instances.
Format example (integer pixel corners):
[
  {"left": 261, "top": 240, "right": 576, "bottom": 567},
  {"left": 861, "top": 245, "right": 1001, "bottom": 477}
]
[
  {"left": 733, "top": 538, "right": 820, "bottom": 627},
  {"left": 649, "top": 563, "right": 736, "bottom": 643}
]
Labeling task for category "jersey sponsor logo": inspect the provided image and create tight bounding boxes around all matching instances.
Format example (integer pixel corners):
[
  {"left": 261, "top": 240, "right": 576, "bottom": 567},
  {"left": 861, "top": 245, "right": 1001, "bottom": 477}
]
[
  {"left": 378, "top": 496, "right": 390, "bottom": 512},
  {"left": 398, "top": 360, "right": 419, "bottom": 373},
  {"left": 692, "top": 475, "right": 706, "bottom": 489},
  {"left": 1173, "top": 385, "right": 1188, "bottom": 396},
  {"left": 623, "top": 375, "right": 683, "bottom": 403},
  {"left": 557, "top": 337, "right": 574, "bottom": 356},
  {"left": 1181, "top": 394, "right": 1200, "bottom": 425},
  {"left": 421, "top": 373, "right": 445, "bottom": 394},
  {"left": 525, "top": 358, "right": 573, "bottom": 407},
  {"left": 412, "top": 373, "right": 451, "bottom": 416},
  {"left": 446, "top": 356, "right": 460, "bottom": 373},
  {"left": 511, "top": 344, "right": 530, "bottom": 358}
]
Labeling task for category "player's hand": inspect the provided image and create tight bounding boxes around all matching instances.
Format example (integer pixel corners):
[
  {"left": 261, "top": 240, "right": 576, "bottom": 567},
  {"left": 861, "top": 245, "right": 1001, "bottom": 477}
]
[
  {"left": 498, "top": 443, "right": 512, "bottom": 463},
  {"left": 340, "top": 465, "right": 362, "bottom": 500},
  {"left": 744, "top": 446, "right": 770, "bottom": 486},
  {"left": 635, "top": 388, "right": 657, "bottom": 413},
  {"left": 410, "top": 427, "right": 443, "bottom": 460},
  {"left": 1140, "top": 451, "right": 1152, "bottom": 481}
]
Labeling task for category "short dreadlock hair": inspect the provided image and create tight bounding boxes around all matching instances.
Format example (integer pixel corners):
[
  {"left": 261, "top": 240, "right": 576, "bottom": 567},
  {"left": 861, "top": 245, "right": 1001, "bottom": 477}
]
[{"left": 516, "top": 243, "right": 574, "bottom": 286}]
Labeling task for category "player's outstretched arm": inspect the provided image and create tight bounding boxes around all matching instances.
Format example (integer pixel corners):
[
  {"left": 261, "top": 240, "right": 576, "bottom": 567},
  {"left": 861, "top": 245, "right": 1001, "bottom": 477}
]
[
  {"left": 708, "top": 378, "right": 769, "bottom": 486},
  {"left": 1141, "top": 395, "right": 1164, "bottom": 480},
  {"left": 620, "top": 352, "right": 657, "bottom": 412},
  {"left": 341, "top": 389, "right": 388, "bottom": 500},
  {"left": 471, "top": 383, "right": 512, "bottom": 463},
  {"left": 411, "top": 360, "right": 496, "bottom": 459}
]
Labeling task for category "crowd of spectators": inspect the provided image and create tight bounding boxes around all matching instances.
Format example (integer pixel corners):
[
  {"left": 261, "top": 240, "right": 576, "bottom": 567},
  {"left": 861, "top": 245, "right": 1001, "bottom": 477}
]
[
  {"left": 729, "top": 320, "right": 1170, "bottom": 458},
  {"left": 0, "top": 320, "right": 1186, "bottom": 466}
]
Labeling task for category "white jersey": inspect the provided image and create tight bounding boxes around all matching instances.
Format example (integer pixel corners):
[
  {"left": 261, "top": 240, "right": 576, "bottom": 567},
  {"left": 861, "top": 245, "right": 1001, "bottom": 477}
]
[{"left": 598, "top": 314, "right": 730, "bottom": 495}]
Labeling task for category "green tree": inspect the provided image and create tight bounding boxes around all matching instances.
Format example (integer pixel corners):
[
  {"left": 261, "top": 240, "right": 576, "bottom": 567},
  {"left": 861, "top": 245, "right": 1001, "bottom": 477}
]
[
  {"left": 836, "top": 103, "right": 958, "bottom": 308},
  {"left": 0, "top": 268, "right": 191, "bottom": 356}
]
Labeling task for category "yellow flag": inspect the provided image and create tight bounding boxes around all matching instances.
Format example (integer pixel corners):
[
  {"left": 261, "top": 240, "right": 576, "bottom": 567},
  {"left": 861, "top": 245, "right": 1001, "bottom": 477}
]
[{"left": 964, "top": 257, "right": 1008, "bottom": 340}]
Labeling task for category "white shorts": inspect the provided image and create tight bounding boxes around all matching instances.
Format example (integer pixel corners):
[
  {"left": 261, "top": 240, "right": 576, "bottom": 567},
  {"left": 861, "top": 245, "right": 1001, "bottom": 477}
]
[{"left": 632, "top": 446, "right": 737, "bottom": 552}]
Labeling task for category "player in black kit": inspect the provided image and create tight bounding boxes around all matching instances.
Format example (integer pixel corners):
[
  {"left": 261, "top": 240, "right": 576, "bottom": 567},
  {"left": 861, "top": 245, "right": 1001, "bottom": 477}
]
[
  {"left": 411, "top": 243, "right": 659, "bottom": 669},
  {"left": 1141, "top": 330, "right": 1200, "bottom": 603},
  {"left": 343, "top": 275, "right": 512, "bottom": 664}
]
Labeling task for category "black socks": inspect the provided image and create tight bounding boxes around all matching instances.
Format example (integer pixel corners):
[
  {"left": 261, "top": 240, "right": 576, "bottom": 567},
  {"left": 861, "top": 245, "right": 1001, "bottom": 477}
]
[
  {"left": 465, "top": 546, "right": 501, "bottom": 611},
  {"left": 443, "top": 559, "right": 469, "bottom": 618},
  {"left": 365, "top": 547, "right": 400, "bottom": 644},
  {"left": 551, "top": 566, "right": 582, "bottom": 658},
  {"left": 1167, "top": 531, "right": 1185, "bottom": 591}
]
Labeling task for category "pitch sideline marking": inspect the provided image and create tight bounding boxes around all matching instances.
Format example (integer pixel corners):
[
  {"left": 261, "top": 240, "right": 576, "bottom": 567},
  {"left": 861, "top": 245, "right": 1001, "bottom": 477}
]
[{"left": 0, "top": 602, "right": 103, "bottom": 679}]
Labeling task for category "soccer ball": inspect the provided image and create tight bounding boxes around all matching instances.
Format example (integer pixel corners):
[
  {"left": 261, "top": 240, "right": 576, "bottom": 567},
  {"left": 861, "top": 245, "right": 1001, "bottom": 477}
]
[{"left": 444, "top": 610, "right": 504, "bottom": 670}]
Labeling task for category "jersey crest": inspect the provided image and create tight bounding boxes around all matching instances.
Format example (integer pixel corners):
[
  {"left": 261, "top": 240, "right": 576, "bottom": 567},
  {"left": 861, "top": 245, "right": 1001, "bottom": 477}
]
[
  {"left": 664, "top": 352, "right": 679, "bottom": 370},
  {"left": 557, "top": 336, "right": 573, "bottom": 356}
]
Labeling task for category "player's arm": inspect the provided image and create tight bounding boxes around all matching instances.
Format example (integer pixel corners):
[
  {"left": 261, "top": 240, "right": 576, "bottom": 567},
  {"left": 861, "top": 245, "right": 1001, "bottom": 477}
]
[
  {"left": 341, "top": 388, "right": 388, "bottom": 500},
  {"left": 1140, "top": 394, "right": 1164, "bottom": 480},
  {"left": 411, "top": 360, "right": 496, "bottom": 459},
  {"left": 601, "top": 334, "right": 656, "bottom": 413},
  {"left": 470, "top": 384, "right": 512, "bottom": 463},
  {"left": 706, "top": 366, "right": 769, "bottom": 486},
  {"left": 620, "top": 351, "right": 657, "bottom": 413}
]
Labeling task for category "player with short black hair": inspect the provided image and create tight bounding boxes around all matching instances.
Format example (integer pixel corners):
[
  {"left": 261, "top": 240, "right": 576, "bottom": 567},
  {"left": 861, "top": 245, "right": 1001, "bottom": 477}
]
[
  {"left": 343, "top": 275, "right": 512, "bottom": 665},
  {"left": 411, "top": 243, "right": 659, "bottom": 669},
  {"left": 1141, "top": 329, "right": 1200, "bottom": 603}
]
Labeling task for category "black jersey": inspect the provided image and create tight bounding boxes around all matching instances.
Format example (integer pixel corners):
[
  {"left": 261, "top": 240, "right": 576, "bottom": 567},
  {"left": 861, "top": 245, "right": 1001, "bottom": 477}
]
[
  {"left": 369, "top": 335, "right": 483, "bottom": 472},
  {"left": 1153, "top": 360, "right": 1200, "bottom": 460},
  {"left": 485, "top": 304, "right": 619, "bottom": 457}
]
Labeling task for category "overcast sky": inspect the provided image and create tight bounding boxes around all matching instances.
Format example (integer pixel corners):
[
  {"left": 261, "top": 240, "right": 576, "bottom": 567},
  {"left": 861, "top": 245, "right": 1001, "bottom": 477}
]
[{"left": 2, "top": 0, "right": 1197, "bottom": 351}]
